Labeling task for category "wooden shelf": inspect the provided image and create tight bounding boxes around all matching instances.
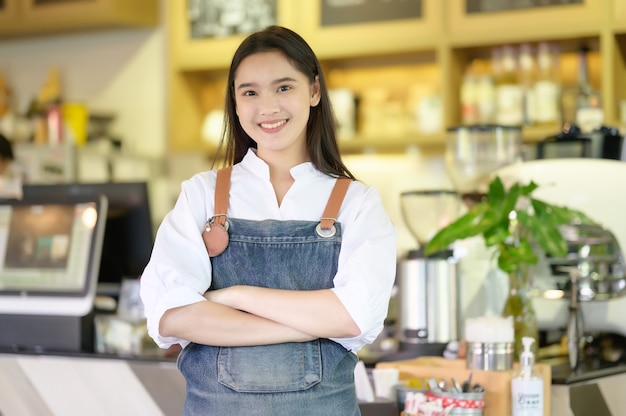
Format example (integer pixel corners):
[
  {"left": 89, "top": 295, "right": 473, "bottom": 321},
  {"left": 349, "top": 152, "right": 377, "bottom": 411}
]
[
  {"left": 0, "top": 0, "right": 159, "bottom": 39},
  {"left": 295, "top": 0, "right": 441, "bottom": 60},
  {"left": 615, "top": 0, "right": 626, "bottom": 32},
  {"left": 170, "top": 0, "right": 297, "bottom": 71},
  {"left": 446, "top": 0, "right": 604, "bottom": 47},
  {"left": 166, "top": 0, "right": 624, "bottom": 155},
  {"left": 0, "top": 0, "right": 19, "bottom": 32},
  {"left": 339, "top": 133, "right": 445, "bottom": 155},
  {"left": 609, "top": 35, "right": 626, "bottom": 124}
]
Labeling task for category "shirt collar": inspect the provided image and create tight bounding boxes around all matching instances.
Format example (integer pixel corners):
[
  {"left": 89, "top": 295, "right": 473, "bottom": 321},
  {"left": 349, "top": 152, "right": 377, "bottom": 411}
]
[{"left": 240, "top": 148, "right": 324, "bottom": 182}]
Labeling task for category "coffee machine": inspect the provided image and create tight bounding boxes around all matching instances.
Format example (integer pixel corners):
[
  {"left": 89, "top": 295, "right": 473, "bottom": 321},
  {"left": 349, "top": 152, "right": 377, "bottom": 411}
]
[
  {"left": 395, "top": 190, "right": 462, "bottom": 357},
  {"left": 534, "top": 125, "right": 625, "bottom": 161},
  {"left": 498, "top": 158, "right": 626, "bottom": 379}
]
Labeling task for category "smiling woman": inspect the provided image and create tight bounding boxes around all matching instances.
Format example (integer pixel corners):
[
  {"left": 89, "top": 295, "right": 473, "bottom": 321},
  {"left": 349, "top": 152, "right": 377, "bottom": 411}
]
[
  {"left": 232, "top": 50, "right": 320, "bottom": 179},
  {"left": 140, "top": 25, "right": 397, "bottom": 415}
]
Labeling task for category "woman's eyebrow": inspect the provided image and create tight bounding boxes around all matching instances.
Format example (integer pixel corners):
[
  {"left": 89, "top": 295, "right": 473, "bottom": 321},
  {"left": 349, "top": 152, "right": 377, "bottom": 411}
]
[
  {"left": 235, "top": 77, "right": 297, "bottom": 91},
  {"left": 272, "top": 77, "right": 297, "bottom": 84}
]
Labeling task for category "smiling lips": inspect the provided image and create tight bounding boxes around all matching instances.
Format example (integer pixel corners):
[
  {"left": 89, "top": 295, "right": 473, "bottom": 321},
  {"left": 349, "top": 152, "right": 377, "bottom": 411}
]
[{"left": 260, "top": 119, "right": 287, "bottom": 129}]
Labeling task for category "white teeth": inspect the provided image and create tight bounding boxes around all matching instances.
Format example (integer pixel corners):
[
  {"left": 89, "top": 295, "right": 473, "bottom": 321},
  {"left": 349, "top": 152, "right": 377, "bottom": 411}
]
[{"left": 260, "top": 120, "right": 286, "bottom": 129}]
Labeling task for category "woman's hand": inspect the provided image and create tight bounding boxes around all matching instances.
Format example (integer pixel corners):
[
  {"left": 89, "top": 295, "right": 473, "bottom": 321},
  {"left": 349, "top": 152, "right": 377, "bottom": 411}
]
[
  {"left": 160, "top": 296, "right": 316, "bottom": 346},
  {"left": 204, "top": 286, "right": 241, "bottom": 309},
  {"left": 205, "top": 285, "right": 360, "bottom": 339}
]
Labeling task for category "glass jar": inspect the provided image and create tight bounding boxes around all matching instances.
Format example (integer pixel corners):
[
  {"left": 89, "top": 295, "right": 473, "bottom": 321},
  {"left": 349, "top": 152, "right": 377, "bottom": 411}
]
[{"left": 502, "top": 265, "right": 539, "bottom": 361}]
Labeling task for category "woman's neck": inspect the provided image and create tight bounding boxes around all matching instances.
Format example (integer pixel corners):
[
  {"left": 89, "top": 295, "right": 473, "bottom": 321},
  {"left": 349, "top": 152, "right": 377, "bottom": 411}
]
[{"left": 257, "top": 148, "right": 308, "bottom": 206}]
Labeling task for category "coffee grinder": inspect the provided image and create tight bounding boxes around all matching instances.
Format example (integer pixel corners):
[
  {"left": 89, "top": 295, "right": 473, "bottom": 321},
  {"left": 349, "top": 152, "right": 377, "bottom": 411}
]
[{"left": 396, "top": 190, "right": 462, "bottom": 356}]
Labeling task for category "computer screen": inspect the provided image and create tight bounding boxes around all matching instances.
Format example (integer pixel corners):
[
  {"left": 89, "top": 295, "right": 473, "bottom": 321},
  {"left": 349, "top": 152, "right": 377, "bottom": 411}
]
[
  {"left": 0, "top": 195, "right": 108, "bottom": 316},
  {"left": 22, "top": 182, "right": 154, "bottom": 295}
]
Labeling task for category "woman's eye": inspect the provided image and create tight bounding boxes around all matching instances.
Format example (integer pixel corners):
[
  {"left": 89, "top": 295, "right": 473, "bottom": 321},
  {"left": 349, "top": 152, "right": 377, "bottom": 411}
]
[
  {"left": 243, "top": 90, "right": 257, "bottom": 97},
  {"left": 277, "top": 85, "right": 291, "bottom": 92}
]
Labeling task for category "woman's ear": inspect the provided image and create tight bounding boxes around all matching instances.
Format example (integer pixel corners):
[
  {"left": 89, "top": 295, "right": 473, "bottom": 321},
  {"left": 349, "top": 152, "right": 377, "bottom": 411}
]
[{"left": 310, "top": 75, "right": 321, "bottom": 107}]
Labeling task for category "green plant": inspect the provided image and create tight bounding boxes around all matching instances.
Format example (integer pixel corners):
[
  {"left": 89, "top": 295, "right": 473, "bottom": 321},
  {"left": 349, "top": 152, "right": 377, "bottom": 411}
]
[
  {"left": 424, "top": 176, "right": 595, "bottom": 273},
  {"left": 425, "top": 176, "right": 597, "bottom": 359}
]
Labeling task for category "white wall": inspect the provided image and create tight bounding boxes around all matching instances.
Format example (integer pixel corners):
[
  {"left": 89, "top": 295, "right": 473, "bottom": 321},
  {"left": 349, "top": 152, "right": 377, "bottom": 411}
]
[
  {"left": 343, "top": 150, "right": 454, "bottom": 256},
  {"left": 0, "top": 23, "right": 170, "bottom": 225},
  {"left": 0, "top": 27, "right": 166, "bottom": 159}
]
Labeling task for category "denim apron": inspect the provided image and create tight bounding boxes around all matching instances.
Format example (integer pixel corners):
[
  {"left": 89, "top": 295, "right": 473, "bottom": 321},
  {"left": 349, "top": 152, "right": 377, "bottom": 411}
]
[{"left": 177, "top": 169, "right": 359, "bottom": 416}]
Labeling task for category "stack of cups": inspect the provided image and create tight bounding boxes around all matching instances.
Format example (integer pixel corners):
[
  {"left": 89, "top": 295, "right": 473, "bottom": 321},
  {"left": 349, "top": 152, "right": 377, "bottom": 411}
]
[{"left": 464, "top": 316, "right": 514, "bottom": 371}]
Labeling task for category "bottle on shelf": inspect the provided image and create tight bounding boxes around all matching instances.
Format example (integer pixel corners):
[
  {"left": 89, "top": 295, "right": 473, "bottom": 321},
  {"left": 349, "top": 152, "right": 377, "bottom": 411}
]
[
  {"left": 495, "top": 45, "right": 524, "bottom": 127},
  {"left": 460, "top": 60, "right": 479, "bottom": 125},
  {"left": 518, "top": 43, "right": 536, "bottom": 126},
  {"left": 574, "top": 46, "right": 603, "bottom": 133},
  {"left": 511, "top": 337, "right": 544, "bottom": 416},
  {"left": 533, "top": 42, "right": 561, "bottom": 127},
  {"left": 560, "top": 82, "right": 578, "bottom": 130},
  {"left": 475, "top": 58, "right": 497, "bottom": 125}
]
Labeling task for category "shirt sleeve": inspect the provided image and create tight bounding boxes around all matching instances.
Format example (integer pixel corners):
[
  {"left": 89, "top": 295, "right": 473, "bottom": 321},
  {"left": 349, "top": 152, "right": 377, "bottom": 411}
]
[
  {"left": 140, "top": 173, "right": 216, "bottom": 348},
  {"left": 329, "top": 184, "right": 397, "bottom": 352}
]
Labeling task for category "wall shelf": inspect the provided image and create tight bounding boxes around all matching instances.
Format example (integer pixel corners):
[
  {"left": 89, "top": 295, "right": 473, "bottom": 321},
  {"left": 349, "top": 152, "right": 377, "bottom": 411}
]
[
  {"left": 0, "top": 0, "right": 159, "bottom": 39},
  {"left": 166, "top": 0, "right": 626, "bottom": 155}
]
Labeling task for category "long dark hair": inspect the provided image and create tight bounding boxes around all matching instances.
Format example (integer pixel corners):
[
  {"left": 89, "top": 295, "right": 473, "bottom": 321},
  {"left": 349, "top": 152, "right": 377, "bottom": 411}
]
[{"left": 215, "top": 25, "right": 355, "bottom": 180}]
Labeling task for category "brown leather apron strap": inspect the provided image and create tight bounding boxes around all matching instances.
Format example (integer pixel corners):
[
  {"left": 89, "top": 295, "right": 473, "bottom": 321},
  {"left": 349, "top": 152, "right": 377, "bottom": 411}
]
[
  {"left": 320, "top": 178, "right": 352, "bottom": 230},
  {"left": 211, "top": 167, "right": 350, "bottom": 230},
  {"left": 202, "top": 166, "right": 232, "bottom": 257},
  {"left": 212, "top": 166, "right": 232, "bottom": 226}
]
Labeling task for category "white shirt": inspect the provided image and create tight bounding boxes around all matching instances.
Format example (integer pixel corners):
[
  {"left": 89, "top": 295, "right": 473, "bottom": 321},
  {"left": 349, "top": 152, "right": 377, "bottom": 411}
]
[{"left": 140, "top": 149, "right": 397, "bottom": 352}]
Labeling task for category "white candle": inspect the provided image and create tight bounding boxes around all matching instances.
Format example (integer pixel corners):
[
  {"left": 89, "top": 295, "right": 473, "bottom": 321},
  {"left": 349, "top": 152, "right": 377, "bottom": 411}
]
[{"left": 465, "top": 315, "right": 514, "bottom": 343}]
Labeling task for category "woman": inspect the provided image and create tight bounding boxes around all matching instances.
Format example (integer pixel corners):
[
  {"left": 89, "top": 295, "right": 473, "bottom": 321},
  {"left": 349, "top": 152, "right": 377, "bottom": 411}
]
[{"left": 140, "top": 25, "right": 396, "bottom": 415}]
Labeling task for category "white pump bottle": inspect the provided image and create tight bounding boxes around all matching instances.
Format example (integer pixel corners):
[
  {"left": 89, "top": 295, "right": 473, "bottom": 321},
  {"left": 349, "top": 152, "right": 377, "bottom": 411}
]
[{"left": 511, "top": 336, "right": 544, "bottom": 415}]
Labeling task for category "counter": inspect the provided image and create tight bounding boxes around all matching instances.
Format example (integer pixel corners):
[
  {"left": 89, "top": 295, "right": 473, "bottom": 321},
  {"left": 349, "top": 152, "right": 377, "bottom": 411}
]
[
  {"left": 0, "top": 351, "right": 397, "bottom": 416},
  {"left": 3, "top": 348, "right": 625, "bottom": 415},
  {"left": 0, "top": 352, "right": 184, "bottom": 416}
]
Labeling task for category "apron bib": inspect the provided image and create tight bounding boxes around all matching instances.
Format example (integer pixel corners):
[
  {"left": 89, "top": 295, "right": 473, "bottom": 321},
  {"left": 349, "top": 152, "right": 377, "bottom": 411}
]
[{"left": 178, "top": 169, "right": 359, "bottom": 416}]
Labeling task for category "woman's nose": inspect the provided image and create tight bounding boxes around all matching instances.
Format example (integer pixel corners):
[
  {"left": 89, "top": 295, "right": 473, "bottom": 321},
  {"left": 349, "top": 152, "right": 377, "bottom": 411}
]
[{"left": 259, "top": 94, "right": 280, "bottom": 115}]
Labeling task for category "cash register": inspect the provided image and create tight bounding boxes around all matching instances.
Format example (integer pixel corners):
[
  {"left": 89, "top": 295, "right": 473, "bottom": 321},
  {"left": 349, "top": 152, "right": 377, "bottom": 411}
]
[{"left": 0, "top": 194, "right": 107, "bottom": 352}]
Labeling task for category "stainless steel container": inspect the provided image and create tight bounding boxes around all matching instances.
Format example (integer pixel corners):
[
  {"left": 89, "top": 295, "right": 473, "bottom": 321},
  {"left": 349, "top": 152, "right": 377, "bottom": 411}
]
[
  {"left": 397, "top": 250, "right": 460, "bottom": 345},
  {"left": 466, "top": 342, "right": 514, "bottom": 371}
]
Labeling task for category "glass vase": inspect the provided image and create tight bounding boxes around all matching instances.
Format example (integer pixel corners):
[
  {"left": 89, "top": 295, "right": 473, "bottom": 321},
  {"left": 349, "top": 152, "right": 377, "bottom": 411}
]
[{"left": 501, "top": 266, "right": 539, "bottom": 361}]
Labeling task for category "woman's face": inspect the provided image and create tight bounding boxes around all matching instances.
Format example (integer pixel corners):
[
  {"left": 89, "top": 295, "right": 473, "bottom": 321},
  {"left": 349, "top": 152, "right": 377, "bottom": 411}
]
[{"left": 233, "top": 51, "right": 320, "bottom": 161}]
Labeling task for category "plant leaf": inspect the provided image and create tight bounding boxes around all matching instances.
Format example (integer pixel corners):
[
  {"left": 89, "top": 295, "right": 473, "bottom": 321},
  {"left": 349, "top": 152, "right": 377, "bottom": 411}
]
[
  {"left": 497, "top": 245, "right": 518, "bottom": 274},
  {"left": 511, "top": 239, "right": 538, "bottom": 264},
  {"left": 475, "top": 208, "right": 503, "bottom": 234},
  {"left": 532, "top": 198, "right": 598, "bottom": 226},
  {"left": 487, "top": 176, "right": 506, "bottom": 206},
  {"left": 520, "top": 181, "right": 539, "bottom": 196},
  {"left": 424, "top": 203, "right": 488, "bottom": 255},
  {"left": 518, "top": 210, "right": 568, "bottom": 257},
  {"left": 499, "top": 182, "right": 522, "bottom": 219},
  {"left": 497, "top": 241, "right": 538, "bottom": 273},
  {"left": 531, "top": 199, "right": 567, "bottom": 226},
  {"left": 423, "top": 176, "right": 597, "bottom": 278},
  {"left": 483, "top": 219, "right": 511, "bottom": 247}
]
